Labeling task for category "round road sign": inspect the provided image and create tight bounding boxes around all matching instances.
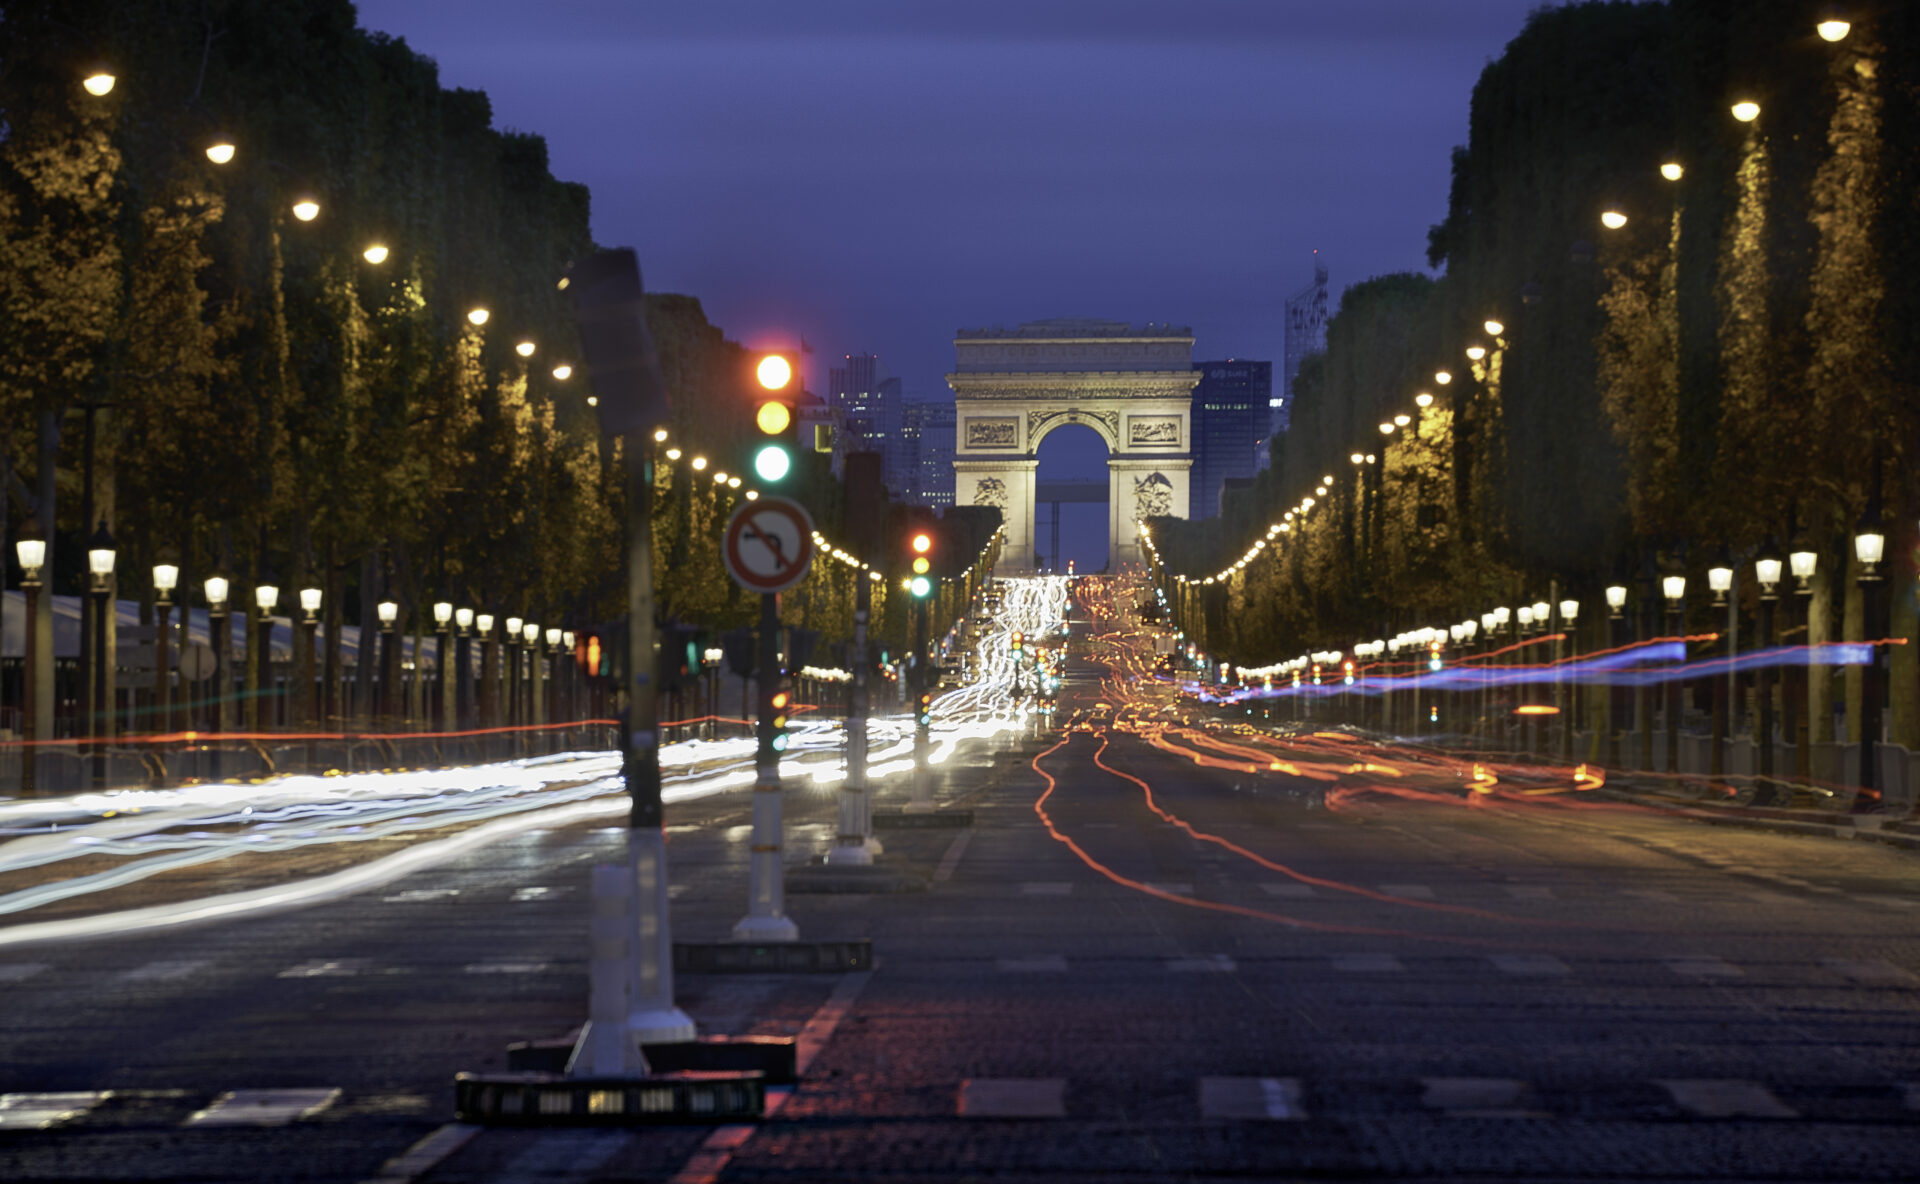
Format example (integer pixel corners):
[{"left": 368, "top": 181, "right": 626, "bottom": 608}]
[{"left": 723, "top": 497, "right": 816, "bottom": 594}]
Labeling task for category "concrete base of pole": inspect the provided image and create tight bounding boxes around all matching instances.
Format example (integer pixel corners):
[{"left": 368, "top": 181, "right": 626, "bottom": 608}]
[
  {"left": 731, "top": 912, "right": 800, "bottom": 942},
  {"left": 823, "top": 839, "right": 876, "bottom": 866}
]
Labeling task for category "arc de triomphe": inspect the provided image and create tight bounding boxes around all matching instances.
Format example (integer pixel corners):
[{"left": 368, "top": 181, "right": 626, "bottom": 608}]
[{"left": 948, "top": 319, "right": 1197, "bottom": 571}]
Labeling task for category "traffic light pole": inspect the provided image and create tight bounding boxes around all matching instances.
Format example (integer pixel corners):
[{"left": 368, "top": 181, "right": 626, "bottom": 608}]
[
  {"left": 909, "top": 594, "right": 934, "bottom": 812},
  {"left": 826, "top": 575, "right": 876, "bottom": 865},
  {"left": 736, "top": 590, "right": 799, "bottom": 940}
]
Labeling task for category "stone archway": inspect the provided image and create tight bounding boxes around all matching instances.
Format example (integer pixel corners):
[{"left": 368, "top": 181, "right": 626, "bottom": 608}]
[{"left": 948, "top": 319, "right": 1197, "bottom": 570}]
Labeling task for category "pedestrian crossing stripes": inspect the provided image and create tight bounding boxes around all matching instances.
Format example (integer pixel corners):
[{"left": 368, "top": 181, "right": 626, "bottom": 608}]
[
  {"left": 183, "top": 1088, "right": 342, "bottom": 1127},
  {"left": 0, "top": 1092, "right": 110, "bottom": 1130}
]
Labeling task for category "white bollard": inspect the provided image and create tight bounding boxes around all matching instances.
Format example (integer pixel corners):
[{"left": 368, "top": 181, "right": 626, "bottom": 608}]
[{"left": 567, "top": 864, "right": 650, "bottom": 1077}]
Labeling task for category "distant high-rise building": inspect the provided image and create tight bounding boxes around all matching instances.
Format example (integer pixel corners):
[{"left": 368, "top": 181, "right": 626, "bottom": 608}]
[
  {"left": 900, "top": 402, "right": 956, "bottom": 508},
  {"left": 1191, "top": 360, "right": 1271, "bottom": 519},
  {"left": 829, "top": 352, "right": 900, "bottom": 478},
  {"left": 1280, "top": 253, "right": 1329, "bottom": 439}
]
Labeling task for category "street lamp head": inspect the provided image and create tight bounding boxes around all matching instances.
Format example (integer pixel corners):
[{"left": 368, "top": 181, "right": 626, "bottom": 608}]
[
  {"left": 1731, "top": 100, "right": 1761, "bottom": 123},
  {"left": 1606, "top": 583, "right": 1627, "bottom": 613},
  {"left": 1393, "top": 413, "right": 1411, "bottom": 426},
  {"left": 152, "top": 563, "right": 179, "bottom": 600},
  {"left": 1494, "top": 606, "right": 1511, "bottom": 626},
  {"left": 1708, "top": 562, "right": 1733, "bottom": 604},
  {"left": 363, "top": 243, "right": 389, "bottom": 264},
  {"left": 378, "top": 600, "right": 399, "bottom": 625},
  {"left": 713, "top": 470, "right": 728, "bottom": 484},
  {"left": 434, "top": 601, "right": 454, "bottom": 626},
  {"left": 476, "top": 613, "right": 494, "bottom": 634},
  {"left": 551, "top": 364, "right": 572, "bottom": 380},
  {"left": 256, "top": 581, "right": 280, "bottom": 612},
  {"left": 1480, "top": 612, "right": 1496, "bottom": 632},
  {"left": 205, "top": 575, "right": 230, "bottom": 608},
  {"left": 1484, "top": 319, "right": 1505, "bottom": 337},
  {"left": 1817, "top": 11, "right": 1850, "bottom": 42},
  {"left": 1601, "top": 209, "right": 1628, "bottom": 230},
  {"left": 515, "top": 340, "right": 536, "bottom": 357},
  {"left": 82, "top": 68, "right": 116, "bottom": 97},
  {"left": 691, "top": 455, "right": 708, "bottom": 471},
  {"left": 1466, "top": 345, "right": 1487, "bottom": 361},
  {"left": 205, "top": 139, "right": 236, "bottom": 165},
  {"left": 14, "top": 517, "right": 46, "bottom": 582},
  {"left": 455, "top": 606, "right": 474, "bottom": 629},
  {"left": 1378, "top": 422, "right": 1394, "bottom": 435},
  {"left": 87, "top": 520, "right": 116, "bottom": 581},
  {"left": 1415, "top": 392, "right": 1433, "bottom": 408},
  {"left": 1434, "top": 370, "right": 1452, "bottom": 385},
  {"left": 1518, "top": 606, "right": 1535, "bottom": 627},
  {"left": 1366, "top": 453, "right": 1376, "bottom": 464},
  {"left": 1531, "top": 600, "right": 1550, "bottom": 622},
  {"left": 291, "top": 198, "right": 320, "bottom": 222},
  {"left": 522, "top": 622, "right": 539, "bottom": 644},
  {"left": 1350, "top": 452, "right": 1365, "bottom": 464},
  {"left": 300, "top": 586, "right": 323, "bottom": 616},
  {"left": 653, "top": 428, "right": 669, "bottom": 442},
  {"left": 1558, "top": 598, "right": 1579, "bottom": 622},
  {"left": 564, "top": 631, "right": 577, "bottom": 649},
  {"left": 1660, "top": 159, "right": 1684, "bottom": 182},
  {"left": 1662, "top": 574, "right": 1687, "bottom": 604},
  {"left": 545, "top": 626, "right": 562, "bottom": 647},
  {"left": 665, "top": 448, "right": 682, "bottom": 460},
  {"left": 1789, "top": 545, "right": 1817, "bottom": 585},
  {"left": 1854, "top": 507, "right": 1886, "bottom": 579},
  {"left": 466, "top": 307, "right": 489, "bottom": 326},
  {"left": 1461, "top": 618, "right": 1478, "bottom": 639},
  {"left": 505, "top": 615, "right": 523, "bottom": 637}
]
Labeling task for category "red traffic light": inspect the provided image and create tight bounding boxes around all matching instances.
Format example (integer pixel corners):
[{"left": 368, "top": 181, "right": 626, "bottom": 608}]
[{"left": 911, "top": 532, "right": 932, "bottom": 554}]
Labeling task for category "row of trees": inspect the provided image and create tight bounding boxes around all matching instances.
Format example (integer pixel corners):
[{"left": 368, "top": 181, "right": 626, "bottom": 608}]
[{"left": 1152, "top": 0, "right": 1920, "bottom": 752}]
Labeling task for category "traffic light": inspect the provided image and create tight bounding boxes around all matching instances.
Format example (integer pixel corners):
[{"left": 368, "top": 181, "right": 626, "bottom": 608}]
[
  {"left": 1011, "top": 630, "right": 1024, "bottom": 654},
  {"left": 908, "top": 529, "right": 934, "bottom": 597},
  {"left": 917, "top": 690, "right": 933, "bottom": 727},
  {"left": 769, "top": 687, "right": 791, "bottom": 751},
  {"left": 752, "top": 352, "right": 794, "bottom": 483}
]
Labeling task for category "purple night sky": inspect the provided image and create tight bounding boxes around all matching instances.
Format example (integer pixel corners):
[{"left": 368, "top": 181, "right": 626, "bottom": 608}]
[{"left": 354, "top": 0, "right": 1548, "bottom": 568}]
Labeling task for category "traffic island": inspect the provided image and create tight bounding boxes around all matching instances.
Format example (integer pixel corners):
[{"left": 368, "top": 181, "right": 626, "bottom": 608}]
[
  {"left": 508, "top": 1033, "right": 798, "bottom": 1084},
  {"left": 453, "top": 1070, "right": 764, "bottom": 1126}
]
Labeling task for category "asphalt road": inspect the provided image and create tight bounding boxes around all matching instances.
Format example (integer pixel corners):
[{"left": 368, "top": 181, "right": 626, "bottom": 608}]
[{"left": 3, "top": 578, "right": 1918, "bottom": 1182}]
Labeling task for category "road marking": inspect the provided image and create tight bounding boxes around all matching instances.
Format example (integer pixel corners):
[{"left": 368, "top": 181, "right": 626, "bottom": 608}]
[
  {"left": 1380, "top": 884, "right": 1435, "bottom": 900},
  {"left": 933, "top": 830, "right": 973, "bottom": 883},
  {"left": 511, "top": 886, "right": 562, "bottom": 902},
  {"left": 184, "top": 1087, "right": 342, "bottom": 1127},
  {"left": 278, "top": 959, "right": 369, "bottom": 978},
  {"left": 997, "top": 955, "right": 1068, "bottom": 973},
  {"left": 1660, "top": 1079, "right": 1797, "bottom": 1118},
  {"left": 1422, "top": 1077, "right": 1540, "bottom": 1117},
  {"left": 1198, "top": 1076, "right": 1304, "bottom": 1119},
  {"left": 1666, "top": 956, "right": 1743, "bottom": 979},
  {"left": 360, "top": 1122, "right": 481, "bottom": 1184},
  {"left": 1822, "top": 957, "right": 1918, "bottom": 985},
  {"left": 1331, "top": 953, "right": 1403, "bottom": 973},
  {"left": 382, "top": 888, "right": 460, "bottom": 903},
  {"left": 668, "top": 971, "right": 871, "bottom": 1184},
  {"left": 1260, "top": 883, "right": 1317, "bottom": 898},
  {"left": 1488, "top": 954, "right": 1569, "bottom": 977},
  {"left": 1020, "top": 881, "right": 1073, "bottom": 896},
  {"left": 958, "top": 1078, "right": 1066, "bottom": 1117},
  {"left": 0, "top": 962, "right": 49, "bottom": 983},
  {"left": 463, "top": 962, "right": 551, "bottom": 975},
  {"left": 0, "top": 1091, "right": 111, "bottom": 1130},
  {"left": 124, "top": 959, "right": 209, "bottom": 982},
  {"left": 1167, "top": 954, "right": 1236, "bottom": 973},
  {"left": 1503, "top": 885, "right": 1554, "bottom": 900}
]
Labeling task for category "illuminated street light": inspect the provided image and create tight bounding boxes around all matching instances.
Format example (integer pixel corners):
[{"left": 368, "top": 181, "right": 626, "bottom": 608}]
[
  {"left": 1378, "top": 422, "right": 1394, "bottom": 435},
  {"left": 83, "top": 69, "right": 116, "bottom": 97},
  {"left": 1601, "top": 209, "right": 1628, "bottom": 230},
  {"left": 466, "top": 307, "right": 489, "bottom": 326},
  {"left": 691, "top": 455, "right": 708, "bottom": 471},
  {"left": 1817, "top": 11, "right": 1851, "bottom": 42},
  {"left": 516, "top": 341, "right": 536, "bottom": 357},
  {"left": 362, "top": 243, "right": 389, "bottom": 264},
  {"left": 205, "top": 139, "right": 236, "bottom": 165},
  {"left": 1415, "top": 392, "right": 1434, "bottom": 407},
  {"left": 1854, "top": 507, "right": 1886, "bottom": 581},
  {"left": 551, "top": 364, "right": 572, "bottom": 380},
  {"left": 1484, "top": 319, "right": 1505, "bottom": 337},
  {"left": 1789, "top": 541, "right": 1818, "bottom": 593},
  {"left": 653, "top": 428, "right": 669, "bottom": 442},
  {"left": 291, "top": 198, "right": 320, "bottom": 222},
  {"left": 1466, "top": 345, "right": 1487, "bottom": 361},
  {"left": 1708, "top": 561, "right": 1733, "bottom": 606},
  {"left": 1660, "top": 158, "right": 1684, "bottom": 182},
  {"left": 1434, "top": 370, "right": 1452, "bottom": 385},
  {"left": 1350, "top": 452, "right": 1365, "bottom": 464},
  {"left": 1662, "top": 574, "right": 1686, "bottom": 605},
  {"left": 665, "top": 448, "right": 681, "bottom": 460},
  {"left": 1606, "top": 584, "right": 1627, "bottom": 619},
  {"left": 1732, "top": 100, "right": 1761, "bottom": 122},
  {"left": 1393, "top": 413, "right": 1411, "bottom": 427}
]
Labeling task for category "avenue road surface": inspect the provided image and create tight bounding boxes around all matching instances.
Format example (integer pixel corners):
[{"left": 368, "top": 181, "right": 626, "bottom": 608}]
[{"left": 2, "top": 574, "right": 1918, "bottom": 1182}]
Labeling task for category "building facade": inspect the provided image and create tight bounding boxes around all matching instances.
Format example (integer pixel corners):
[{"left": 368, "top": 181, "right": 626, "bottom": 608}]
[
  {"left": 827, "top": 353, "right": 900, "bottom": 472},
  {"left": 899, "top": 402, "right": 957, "bottom": 507},
  {"left": 1190, "top": 359, "right": 1272, "bottom": 518}
]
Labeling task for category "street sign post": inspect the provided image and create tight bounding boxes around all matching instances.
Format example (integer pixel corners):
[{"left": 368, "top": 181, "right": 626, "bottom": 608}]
[{"left": 723, "top": 497, "right": 815, "bottom": 594}]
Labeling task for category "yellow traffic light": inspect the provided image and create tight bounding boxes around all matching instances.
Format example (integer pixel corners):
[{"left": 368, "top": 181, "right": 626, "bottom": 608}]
[
  {"left": 756, "top": 401, "right": 792, "bottom": 434},
  {"left": 912, "top": 557, "right": 930, "bottom": 574}
]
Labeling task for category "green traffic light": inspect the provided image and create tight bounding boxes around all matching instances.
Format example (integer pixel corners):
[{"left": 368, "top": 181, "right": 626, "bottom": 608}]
[
  {"left": 753, "top": 443, "right": 791, "bottom": 482},
  {"left": 910, "top": 575, "right": 932, "bottom": 598}
]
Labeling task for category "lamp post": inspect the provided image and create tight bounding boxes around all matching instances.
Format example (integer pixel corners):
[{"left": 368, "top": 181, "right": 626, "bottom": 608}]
[
  {"left": 523, "top": 621, "right": 544, "bottom": 737},
  {"left": 1789, "top": 540, "right": 1818, "bottom": 781},
  {"left": 206, "top": 575, "right": 231, "bottom": 741},
  {"left": 378, "top": 600, "right": 399, "bottom": 728},
  {"left": 435, "top": 602, "right": 455, "bottom": 734},
  {"left": 1606, "top": 583, "right": 1627, "bottom": 767},
  {"left": 476, "top": 613, "right": 497, "bottom": 734},
  {"left": 1854, "top": 507, "right": 1886, "bottom": 805},
  {"left": 1662, "top": 569, "right": 1686, "bottom": 775},
  {"left": 455, "top": 607, "right": 474, "bottom": 730},
  {"left": 153, "top": 558, "right": 179, "bottom": 735},
  {"left": 255, "top": 578, "right": 279, "bottom": 733},
  {"left": 1560, "top": 597, "right": 1580, "bottom": 760},
  {"left": 545, "top": 626, "right": 563, "bottom": 744},
  {"left": 1707, "top": 555, "right": 1734, "bottom": 781},
  {"left": 506, "top": 615, "right": 525, "bottom": 732},
  {"left": 299, "top": 585, "right": 323, "bottom": 729},
  {"left": 15, "top": 519, "right": 46, "bottom": 795},
  {"left": 1755, "top": 541, "right": 1783, "bottom": 782},
  {"left": 87, "top": 522, "right": 116, "bottom": 787}
]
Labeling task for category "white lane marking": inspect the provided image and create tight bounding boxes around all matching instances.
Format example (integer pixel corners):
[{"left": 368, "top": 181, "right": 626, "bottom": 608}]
[
  {"left": 184, "top": 1087, "right": 342, "bottom": 1127},
  {"left": 511, "top": 886, "right": 562, "bottom": 902},
  {"left": 1167, "top": 954, "right": 1236, "bottom": 973},
  {"left": 1503, "top": 885, "right": 1554, "bottom": 900},
  {"left": 1020, "top": 882, "right": 1073, "bottom": 896},
  {"left": 958, "top": 1078, "right": 1066, "bottom": 1117},
  {"left": 1660, "top": 1079, "right": 1797, "bottom": 1119},
  {"left": 932, "top": 831, "right": 973, "bottom": 883},
  {"left": 1822, "top": 957, "right": 1918, "bottom": 985},
  {"left": 1666, "top": 956, "right": 1743, "bottom": 979},
  {"left": 1422, "top": 1077, "right": 1541, "bottom": 1117},
  {"left": 1488, "top": 954, "right": 1570, "bottom": 977},
  {"left": 668, "top": 971, "right": 872, "bottom": 1184},
  {"left": 1331, "top": 953, "right": 1403, "bottom": 973},
  {"left": 382, "top": 888, "right": 459, "bottom": 903},
  {"left": 278, "top": 958, "right": 368, "bottom": 979},
  {"left": 124, "top": 958, "right": 209, "bottom": 982},
  {"left": 1199, "top": 1076, "right": 1307, "bottom": 1119},
  {"left": 997, "top": 955, "right": 1068, "bottom": 973},
  {"left": 1260, "top": 883, "right": 1317, "bottom": 898},
  {"left": 361, "top": 1122, "right": 482, "bottom": 1184},
  {"left": 463, "top": 962, "right": 550, "bottom": 975},
  {"left": 0, "top": 962, "right": 49, "bottom": 983},
  {"left": 1380, "top": 884, "right": 1435, "bottom": 900},
  {"left": 0, "top": 1091, "right": 111, "bottom": 1130}
]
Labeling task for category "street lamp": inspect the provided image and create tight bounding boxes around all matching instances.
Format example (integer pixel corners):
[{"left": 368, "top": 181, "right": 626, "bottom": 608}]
[
  {"left": 551, "top": 364, "right": 572, "bottom": 380},
  {"left": 151, "top": 559, "right": 180, "bottom": 734},
  {"left": 205, "top": 138, "right": 236, "bottom": 165},
  {"left": 516, "top": 341, "right": 536, "bottom": 358},
  {"left": 1484, "top": 319, "right": 1505, "bottom": 337},
  {"left": 506, "top": 615, "right": 525, "bottom": 728},
  {"left": 1662, "top": 566, "right": 1686, "bottom": 775},
  {"left": 1816, "top": 9, "right": 1850, "bottom": 42},
  {"left": 1601, "top": 209, "right": 1628, "bottom": 230},
  {"left": 1856, "top": 504, "right": 1887, "bottom": 799},
  {"left": 84, "top": 522, "right": 117, "bottom": 780},
  {"left": 435, "top": 601, "right": 455, "bottom": 734},
  {"left": 291, "top": 198, "right": 320, "bottom": 222},
  {"left": 1707, "top": 559, "right": 1733, "bottom": 607},
  {"left": 1606, "top": 584, "right": 1627, "bottom": 619},
  {"left": 378, "top": 599, "right": 400, "bottom": 726},
  {"left": 82, "top": 68, "right": 116, "bottom": 97},
  {"left": 1415, "top": 392, "right": 1433, "bottom": 408},
  {"left": 476, "top": 612, "right": 497, "bottom": 729},
  {"left": 1660, "top": 157, "right": 1684, "bottom": 182},
  {"left": 1732, "top": 100, "right": 1761, "bottom": 123},
  {"left": 467, "top": 307, "right": 490, "bottom": 326},
  {"left": 15, "top": 518, "right": 46, "bottom": 793},
  {"left": 298, "top": 585, "right": 322, "bottom": 728},
  {"left": 255, "top": 577, "right": 280, "bottom": 733},
  {"left": 1434, "top": 370, "right": 1452, "bottom": 385},
  {"left": 363, "top": 243, "right": 389, "bottom": 264},
  {"left": 1755, "top": 538, "right": 1784, "bottom": 779}
]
